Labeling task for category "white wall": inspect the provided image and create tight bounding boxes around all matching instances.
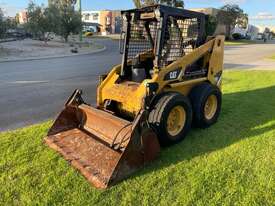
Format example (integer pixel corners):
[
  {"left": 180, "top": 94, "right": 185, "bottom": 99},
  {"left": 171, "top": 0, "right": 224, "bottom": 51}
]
[
  {"left": 82, "top": 11, "right": 100, "bottom": 24},
  {"left": 247, "top": 25, "right": 259, "bottom": 40}
]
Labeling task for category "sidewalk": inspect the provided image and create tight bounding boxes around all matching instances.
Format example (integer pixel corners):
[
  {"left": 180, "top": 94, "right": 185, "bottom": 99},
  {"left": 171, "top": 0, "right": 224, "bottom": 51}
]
[{"left": 0, "top": 38, "right": 105, "bottom": 62}]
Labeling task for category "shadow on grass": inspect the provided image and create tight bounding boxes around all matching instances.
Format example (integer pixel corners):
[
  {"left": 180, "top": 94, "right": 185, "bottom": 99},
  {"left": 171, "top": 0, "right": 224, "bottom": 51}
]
[{"left": 129, "top": 85, "right": 275, "bottom": 179}]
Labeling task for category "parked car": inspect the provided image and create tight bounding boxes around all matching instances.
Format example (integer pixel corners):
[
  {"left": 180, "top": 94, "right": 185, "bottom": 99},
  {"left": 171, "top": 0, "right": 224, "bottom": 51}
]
[
  {"left": 257, "top": 33, "right": 263, "bottom": 40},
  {"left": 84, "top": 31, "right": 94, "bottom": 37},
  {"left": 232, "top": 33, "right": 244, "bottom": 40},
  {"left": 25, "top": 33, "right": 33, "bottom": 38}
]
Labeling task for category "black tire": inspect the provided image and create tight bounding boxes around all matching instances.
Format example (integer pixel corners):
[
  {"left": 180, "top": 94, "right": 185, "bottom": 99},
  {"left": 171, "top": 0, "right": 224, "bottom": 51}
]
[
  {"left": 149, "top": 93, "right": 193, "bottom": 146},
  {"left": 189, "top": 82, "right": 222, "bottom": 128}
]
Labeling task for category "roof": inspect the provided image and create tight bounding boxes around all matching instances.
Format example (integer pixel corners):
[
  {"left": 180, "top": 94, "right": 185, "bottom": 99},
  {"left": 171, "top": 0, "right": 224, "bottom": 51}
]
[{"left": 121, "top": 4, "right": 205, "bottom": 19}]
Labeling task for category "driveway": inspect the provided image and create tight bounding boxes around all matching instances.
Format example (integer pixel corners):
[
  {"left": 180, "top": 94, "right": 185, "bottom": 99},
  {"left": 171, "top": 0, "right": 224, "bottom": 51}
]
[{"left": 0, "top": 39, "right": 275, "bottom": 131}]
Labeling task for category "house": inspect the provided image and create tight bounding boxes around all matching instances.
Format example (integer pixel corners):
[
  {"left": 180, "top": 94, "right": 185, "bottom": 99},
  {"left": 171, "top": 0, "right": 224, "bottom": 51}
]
[
  {"left": 18, "top": 11, "right": 28, "bottom": 24},
  {"left": 82, "top": 10, "right": 122, "bottom": 35},
  {"left": 82, "top": 11, "right": 101, "bottom": 33},
  {"left": 191, "top": 7, "right": 262, "bottom": 40}
]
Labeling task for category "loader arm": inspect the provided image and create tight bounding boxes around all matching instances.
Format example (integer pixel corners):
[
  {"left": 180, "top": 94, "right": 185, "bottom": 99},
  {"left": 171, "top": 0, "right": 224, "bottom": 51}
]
[{"left": 155, "top": 35, "right": 224, "bottom": 92}]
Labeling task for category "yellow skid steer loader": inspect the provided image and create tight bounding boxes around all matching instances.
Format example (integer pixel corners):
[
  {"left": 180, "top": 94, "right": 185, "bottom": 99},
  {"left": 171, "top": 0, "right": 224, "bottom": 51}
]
[{"left": 45, "top": 5, "right": 224, "bottom": 189}]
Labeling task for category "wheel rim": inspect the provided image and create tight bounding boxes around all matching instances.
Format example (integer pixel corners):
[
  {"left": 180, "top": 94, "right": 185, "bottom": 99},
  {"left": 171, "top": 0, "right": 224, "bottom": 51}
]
[
  {"left": 166, "top": 106, "right": 186, "bottom": 137},
  {"left": 204, "top": 94, "right": 218, "bottom": 120}
]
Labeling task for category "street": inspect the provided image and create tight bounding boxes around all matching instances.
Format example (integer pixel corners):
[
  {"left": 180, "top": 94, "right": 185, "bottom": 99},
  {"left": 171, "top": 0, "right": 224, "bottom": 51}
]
[
  {"left": 1, "top": 39, "right": 275, "bottom": 131},
  {"left": 0, "top": 39, "right": 121, "bottom": 131},
  {"left": 224, "top": 40, "right": 275, "bottom": 70}
]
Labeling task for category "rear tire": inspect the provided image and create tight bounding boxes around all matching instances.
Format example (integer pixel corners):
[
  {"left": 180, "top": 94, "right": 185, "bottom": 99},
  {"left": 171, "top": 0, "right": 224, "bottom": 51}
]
[
  {"left": 149, "top": 93, "right": 192, "bottom": 146},
  {"left": 189, "top": 82, "right": 222, "bottom": 128}
]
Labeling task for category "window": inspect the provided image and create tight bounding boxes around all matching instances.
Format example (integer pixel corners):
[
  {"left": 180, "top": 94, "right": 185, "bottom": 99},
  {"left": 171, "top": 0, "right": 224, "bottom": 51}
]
[
  {"left": 85, "top": 14, "right": 90, "bottom": 21},
  {"left": 92, "top": 14, "right": 99, "bottom": 21}
]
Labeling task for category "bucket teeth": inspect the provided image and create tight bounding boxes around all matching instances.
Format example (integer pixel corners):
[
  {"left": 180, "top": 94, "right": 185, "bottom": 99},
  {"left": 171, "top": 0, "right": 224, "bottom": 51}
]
[{"left": 45, "top": 103, "right": 160, "bottom": 188}]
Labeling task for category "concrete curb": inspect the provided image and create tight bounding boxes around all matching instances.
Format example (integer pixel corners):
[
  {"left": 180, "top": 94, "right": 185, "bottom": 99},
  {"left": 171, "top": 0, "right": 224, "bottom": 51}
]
[
  {"left": 0, "top": 38, "right": 17, "bottom": 43},
  {"left": 0, "top": 46, "right": 106, "bottom": 63}
]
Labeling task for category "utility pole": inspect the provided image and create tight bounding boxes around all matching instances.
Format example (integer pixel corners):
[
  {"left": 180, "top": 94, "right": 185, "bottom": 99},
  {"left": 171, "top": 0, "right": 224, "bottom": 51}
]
[{"left": 78, "top": 0, "right": 82, "bottom": 42}]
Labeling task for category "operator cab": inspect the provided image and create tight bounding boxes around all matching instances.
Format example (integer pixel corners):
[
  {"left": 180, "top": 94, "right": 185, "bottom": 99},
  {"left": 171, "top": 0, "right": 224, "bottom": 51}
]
[{"left": 119, "top": 5, "right": 207, "bottom": 83}]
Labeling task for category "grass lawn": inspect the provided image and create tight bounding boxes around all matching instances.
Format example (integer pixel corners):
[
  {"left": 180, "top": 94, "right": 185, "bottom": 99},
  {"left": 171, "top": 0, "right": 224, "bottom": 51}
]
[
  {"left": 1, "top": 71, "right": 275, "bottom": 206},
  {"left": 225, "top": 40, "right": 256, "bottom": 46}
]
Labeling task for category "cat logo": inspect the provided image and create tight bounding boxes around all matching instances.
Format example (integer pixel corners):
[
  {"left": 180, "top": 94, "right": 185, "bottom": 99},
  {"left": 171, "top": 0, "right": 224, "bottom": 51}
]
[
  {"left": 170, "top": 71, "right": 178, "bottom": 79},
  {"left": 164, "top": 68, "right": 181, "bottom": 80}
]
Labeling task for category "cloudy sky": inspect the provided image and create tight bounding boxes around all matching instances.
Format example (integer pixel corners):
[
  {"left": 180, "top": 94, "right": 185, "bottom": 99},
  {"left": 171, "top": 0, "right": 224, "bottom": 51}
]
[{"left": 1, "top": 0, "right": 275, "bottom": 27}]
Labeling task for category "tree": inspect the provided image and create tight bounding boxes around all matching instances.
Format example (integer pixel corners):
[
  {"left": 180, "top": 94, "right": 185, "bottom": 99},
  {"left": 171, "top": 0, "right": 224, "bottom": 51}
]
[
  {"left": 0, "top": 8, "right": 4, "bottom": 38},
  {"left": 217, "top": 4, "right": 247, "bottom": 39},
  {"left": 133, "top": 0, "right": 184, "bottom": 8},
  {"left": 5, "top": 18, "right": 17, "bottom": 30},
  {"left": 25, "top": 1, "right": 81, "bottom": 42},
  {"left": 237, "top": 13, "right": 248, "bottom": 29},
  {"left": 0, "top": 8, "right": 18, "bottom": 38},
  {"left": 15, "top": 13, "right": 20, "bottom": 25},
  {"left": 25, "top": 2, "right": 52, "bottom": 41},
  {"left": 205, "top": 15, "right": 218, "bottom": 36},
  {"left": 0, "top": 8, "right": 3, "bottom": 22},
  {"left": 49, "top": 1, "right": 82, "bottom": 42},
  {"left": 264, "top": 27, "right": 270, "bottom": 33}
]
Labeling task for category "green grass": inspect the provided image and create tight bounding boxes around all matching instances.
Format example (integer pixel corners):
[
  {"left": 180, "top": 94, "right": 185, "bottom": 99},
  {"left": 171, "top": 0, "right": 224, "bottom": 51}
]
[
  {"left": 1, "top": 71, "right": 275, "bottom": 206},
  {"left": 225, "top": 40, "right": 256, "bottom": 46}
]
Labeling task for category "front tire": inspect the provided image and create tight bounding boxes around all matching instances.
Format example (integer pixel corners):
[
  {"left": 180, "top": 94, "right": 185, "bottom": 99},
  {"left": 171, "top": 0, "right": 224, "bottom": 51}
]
[{"left": 149, "top": 93, "right": 193, "bottom": 146}]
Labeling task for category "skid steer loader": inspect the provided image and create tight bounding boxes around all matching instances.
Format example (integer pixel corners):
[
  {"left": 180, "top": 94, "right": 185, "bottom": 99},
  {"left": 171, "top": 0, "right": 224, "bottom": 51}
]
[{"left": 45, "top": 5, "right": 224, "bottom": 189}]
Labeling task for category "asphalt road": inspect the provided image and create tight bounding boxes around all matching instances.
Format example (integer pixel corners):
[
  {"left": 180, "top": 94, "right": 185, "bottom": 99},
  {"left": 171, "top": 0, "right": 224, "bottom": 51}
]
[
  {"left": 224, "top": 40, "right": 275, "bottom": 69},
  {"left": 1, "top": 39, "right": 275, "bottom": 131},
  {"left": 0, "top": 39, "right": 121, "bottom": 131}
]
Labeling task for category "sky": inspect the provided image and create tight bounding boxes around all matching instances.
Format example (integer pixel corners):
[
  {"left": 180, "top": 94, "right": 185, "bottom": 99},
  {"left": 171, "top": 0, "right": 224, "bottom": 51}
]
[{"left": 0, "top": 0, "right": 275, "bottom": 27}]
